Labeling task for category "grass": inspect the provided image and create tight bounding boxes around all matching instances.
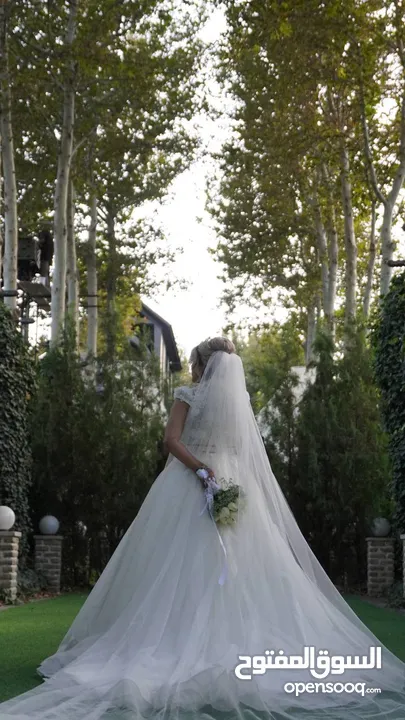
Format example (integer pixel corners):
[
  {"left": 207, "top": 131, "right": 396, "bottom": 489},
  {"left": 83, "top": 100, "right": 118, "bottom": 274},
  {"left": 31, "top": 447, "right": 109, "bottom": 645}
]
[
  {"left": 344, "top": 594, "right": 405, "bottom": 662},
  {"left": 0, "top": 592, "right": 405, "bottom": 703},
  {"left": 0, "top": 592, "right": 87, "bottom": 702}
]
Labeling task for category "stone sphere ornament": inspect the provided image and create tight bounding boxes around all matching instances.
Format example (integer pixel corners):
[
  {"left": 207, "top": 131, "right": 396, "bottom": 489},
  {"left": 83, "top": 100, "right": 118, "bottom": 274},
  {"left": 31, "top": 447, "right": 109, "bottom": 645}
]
[
  {"left": 371, "top": 517, "right": 391, "bottom": 537},
  {"left": 39, "top": 515, "right": 60, "bottom": 535},
  {"left": 0, "top": 506, "right": 16, "bottom": 531}
]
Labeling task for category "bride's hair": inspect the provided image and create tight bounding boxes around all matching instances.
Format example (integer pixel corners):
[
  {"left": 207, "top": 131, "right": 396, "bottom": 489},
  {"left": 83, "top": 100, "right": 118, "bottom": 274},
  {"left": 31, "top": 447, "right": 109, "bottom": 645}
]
[{"left": 189, "top": 337, "right": 236, "bottom": 380}]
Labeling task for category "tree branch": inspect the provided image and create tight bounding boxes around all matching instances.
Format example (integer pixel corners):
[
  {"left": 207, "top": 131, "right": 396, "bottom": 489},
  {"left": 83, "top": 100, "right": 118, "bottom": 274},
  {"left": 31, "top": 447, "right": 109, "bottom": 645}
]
[
  {"left": 394, "top": 0, "right": 405, "bottom": 71},
  {"left": 72, "top": 128, "right": 95, "bottom": 159},
  {"left": 387, "top": 90, "right": 405, "bottom": 205},
  {"left": 356, "top": 44, "right": 386, "bottom": 206}
]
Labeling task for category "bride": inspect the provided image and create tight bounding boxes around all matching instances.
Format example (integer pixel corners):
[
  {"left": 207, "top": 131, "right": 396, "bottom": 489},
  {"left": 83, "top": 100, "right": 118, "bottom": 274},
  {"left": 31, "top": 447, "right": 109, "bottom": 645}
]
[{"left": 1, "top": 337, "right": 405, "bottom": 719}]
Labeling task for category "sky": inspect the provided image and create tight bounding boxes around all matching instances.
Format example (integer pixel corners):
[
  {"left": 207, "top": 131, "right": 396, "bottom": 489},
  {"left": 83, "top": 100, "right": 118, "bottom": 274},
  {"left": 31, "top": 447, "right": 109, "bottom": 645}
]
[
  {"left": 141, "top": 9, "right": 233, "bottom": 360},
  {"left": 142, "top": 171, "right": 230, "bottom": 361}
]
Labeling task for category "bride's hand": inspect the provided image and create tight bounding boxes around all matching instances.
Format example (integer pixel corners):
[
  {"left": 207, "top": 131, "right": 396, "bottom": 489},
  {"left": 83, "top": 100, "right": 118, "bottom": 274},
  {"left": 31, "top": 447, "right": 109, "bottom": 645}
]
[
  {"left": 196, "top": 466, "right": 216, "bottom": 488},
  {"left": 204, "top": 467, "right": 216, "bottom": 485}
]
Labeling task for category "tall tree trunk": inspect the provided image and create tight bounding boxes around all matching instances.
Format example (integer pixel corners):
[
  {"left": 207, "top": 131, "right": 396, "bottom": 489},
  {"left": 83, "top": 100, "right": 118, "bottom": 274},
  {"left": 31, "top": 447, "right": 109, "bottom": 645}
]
[
  {"left": 106, "top": 208, "right": 118, "bottom": 360},
  {"left": 312, "top": 197, "right": 329, "bottom": 316},
  {"left": 0, "top": 2, "right": 18, "bottom": 314},
  {"left": 305, "top": 295, "right": 318, "bottom": 366},
  {"left": 86, "top": 191, "right": 98, "bottom": 358},
  {"left": 380, "top": 177, "right": 405, "bottom": 296},
  {"left": 66, "top": 179, "right": 79, "bottom": 342},
  {"left": 340, "top": 143, "right": 357, "bottom": 323},
  {"left": 322, "top": 164, "right": 338, "bottom": 337},
  {"left": 363, "top": 201, "right": 377, "bottom": 318},
  {"left": 325, "top": 207, "right": 338, "bottom": 336},
  {"left": 50, "top": 0, "right": 77, "bottom": 344},
  {"left": 306, "top": 174, "right": 337, "bottom": 335},
  {"left": 379, "top": 16, "right": 405, "bottom": 295}
]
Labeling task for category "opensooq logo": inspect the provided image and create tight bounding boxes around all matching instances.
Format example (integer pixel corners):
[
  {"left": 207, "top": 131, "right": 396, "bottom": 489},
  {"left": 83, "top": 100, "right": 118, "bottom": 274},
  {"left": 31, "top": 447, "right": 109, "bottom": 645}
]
[{"left": 234, "top": 646, "right": 382, "bottom": 681}]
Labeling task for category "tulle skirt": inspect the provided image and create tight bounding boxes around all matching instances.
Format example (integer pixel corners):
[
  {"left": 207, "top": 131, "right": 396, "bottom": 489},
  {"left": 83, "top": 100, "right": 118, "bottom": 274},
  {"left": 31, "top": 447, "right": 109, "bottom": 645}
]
[{"left": 1, "top": 457, "right": 405, "bottom": 719}]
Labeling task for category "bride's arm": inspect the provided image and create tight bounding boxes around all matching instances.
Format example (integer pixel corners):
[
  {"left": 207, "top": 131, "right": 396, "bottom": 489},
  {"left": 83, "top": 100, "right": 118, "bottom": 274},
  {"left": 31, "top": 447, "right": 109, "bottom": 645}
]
[{"left": 163, "top": 400, "right": 214, "bottom": 478}]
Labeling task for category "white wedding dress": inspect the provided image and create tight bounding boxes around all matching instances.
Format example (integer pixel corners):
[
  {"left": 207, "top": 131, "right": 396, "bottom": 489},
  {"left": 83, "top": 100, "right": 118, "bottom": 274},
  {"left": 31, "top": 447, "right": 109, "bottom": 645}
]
[{"left": 1, "top": 351, "right": 405, "bottom": 719}]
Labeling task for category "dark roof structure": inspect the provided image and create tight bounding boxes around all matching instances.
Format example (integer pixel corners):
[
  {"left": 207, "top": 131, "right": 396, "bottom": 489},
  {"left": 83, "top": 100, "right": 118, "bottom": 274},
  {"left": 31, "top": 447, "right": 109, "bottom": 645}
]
[{"left": 139, "top": 302, "right": 182, "bottom": 372}]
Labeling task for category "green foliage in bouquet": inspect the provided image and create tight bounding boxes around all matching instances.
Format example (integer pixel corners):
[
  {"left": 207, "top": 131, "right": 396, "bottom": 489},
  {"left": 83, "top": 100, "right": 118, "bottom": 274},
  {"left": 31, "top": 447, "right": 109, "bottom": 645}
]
[{"left": 213, "top": 481, "right": 246, "bottom": 526}]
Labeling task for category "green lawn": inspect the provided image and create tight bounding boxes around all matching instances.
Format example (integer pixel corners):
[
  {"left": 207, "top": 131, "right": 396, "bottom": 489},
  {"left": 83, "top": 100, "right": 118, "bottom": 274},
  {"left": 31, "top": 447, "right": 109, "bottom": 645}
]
[
  {"left": 0, "top": 593, "right": 87, "bottom": 702},
  {"left": 0, "top": 592, "right": 405, "bottom": 703},
  {"left": 345, "top": 594, "right": 405, "bottom": 662}
]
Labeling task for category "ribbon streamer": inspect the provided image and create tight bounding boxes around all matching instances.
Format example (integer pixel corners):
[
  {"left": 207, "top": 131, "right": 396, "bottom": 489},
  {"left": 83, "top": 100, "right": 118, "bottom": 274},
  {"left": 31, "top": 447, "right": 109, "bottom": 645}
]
[{"left": 197, "top": 472, "right": 228, "bottom": 585}]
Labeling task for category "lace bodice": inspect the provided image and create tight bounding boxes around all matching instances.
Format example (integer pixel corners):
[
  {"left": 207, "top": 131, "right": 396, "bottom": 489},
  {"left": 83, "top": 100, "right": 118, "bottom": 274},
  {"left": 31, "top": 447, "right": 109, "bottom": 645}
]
[
  {"left": 173, "top": 384, "right": 197, "bottom": 407},
  {"left": 174, "top": 384, "right": 250, "bottom": 408}
]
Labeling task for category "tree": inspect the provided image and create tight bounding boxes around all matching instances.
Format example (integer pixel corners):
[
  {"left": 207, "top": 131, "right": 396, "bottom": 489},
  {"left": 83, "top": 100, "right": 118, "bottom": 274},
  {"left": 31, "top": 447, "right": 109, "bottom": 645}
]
[
  {"left": 30, "top": 329, "right": 165, "bottom": 585},
  {"left": 172, "top": 347, "right": 192, "bottom": 387},
  {"left": 50, "top": 0, "right": 78, "bottom": 344},
  {"left": 372, "top": 272, "right": 405, "bottom": 532},
  {"left": 77, "top": 218, "right": 177, "bottom": 360},
  {"left": 237, "top": 320, "right": 305, "bottom": 413},
  {"left": 85, "top": 183, "right": 98, "bottom": 358},
  {"left": 0, "top": 303, "right": 35, "bottom": 560},
  {"left": 294, "top": 330, "right": 390, "bottom": 585},
  {"left": 356, "top": 0, "right": 405, "bottom": 297},
  {"left": 66, "top": 180, "right": 80, "bottom": 341},
  {"left": 0, "top": 0, "right": 18, "bottom": 313},
  {"left": 212, "top": 0, "right": 404, "bottom": 342},
  {"left": 9, "top": 0, "right": 205, "bottom": 347}
]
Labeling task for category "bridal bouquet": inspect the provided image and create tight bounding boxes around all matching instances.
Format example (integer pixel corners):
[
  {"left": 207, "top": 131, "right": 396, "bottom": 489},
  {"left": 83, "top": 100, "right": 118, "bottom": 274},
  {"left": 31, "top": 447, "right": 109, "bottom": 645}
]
[
  {"left": 213, "top": 481, "right": 247, "bottom": 526},
  {"left": 196, "top": 470, "right": 246, "bottom": 527}
]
